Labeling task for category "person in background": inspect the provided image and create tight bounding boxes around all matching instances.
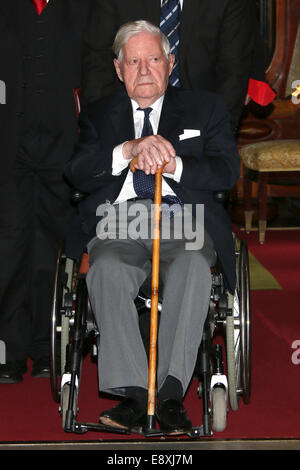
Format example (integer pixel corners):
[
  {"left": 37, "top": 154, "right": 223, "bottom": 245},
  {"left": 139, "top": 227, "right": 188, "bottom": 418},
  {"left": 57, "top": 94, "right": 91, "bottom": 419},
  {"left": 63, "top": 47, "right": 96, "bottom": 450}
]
[
  {"left": 0, "top": 0, "right": 90, "bottom": 383},
  {"left": 81, "top": 0, "right": 275, "bottom": 132}
]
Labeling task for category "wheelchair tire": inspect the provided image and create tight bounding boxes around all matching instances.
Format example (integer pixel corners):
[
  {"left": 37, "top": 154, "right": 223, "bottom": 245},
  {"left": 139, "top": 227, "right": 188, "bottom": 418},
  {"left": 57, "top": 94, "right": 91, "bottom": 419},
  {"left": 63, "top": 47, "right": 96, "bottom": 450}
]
[
  {"left": 50, "top": 248, "right": 75, "bottom": 403},
  {"left": 211, "top": 386, "right": 227, "bottom": 432},
  {"left": 226, "top": 311, "right": 239, "bottom": 411},
  {"left": 239, "top": 239, "right": 251, "bottom": 404},
  {"left": 226, "top": 238, "right": 251, "bottom": 410}
]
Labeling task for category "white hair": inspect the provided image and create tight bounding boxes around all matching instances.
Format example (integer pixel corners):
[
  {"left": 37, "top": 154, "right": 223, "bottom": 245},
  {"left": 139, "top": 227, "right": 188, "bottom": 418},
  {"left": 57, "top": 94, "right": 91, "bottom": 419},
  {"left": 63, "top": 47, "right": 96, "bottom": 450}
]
[{"left": 112, "top": 20, "right": 171, "bottom": 63}]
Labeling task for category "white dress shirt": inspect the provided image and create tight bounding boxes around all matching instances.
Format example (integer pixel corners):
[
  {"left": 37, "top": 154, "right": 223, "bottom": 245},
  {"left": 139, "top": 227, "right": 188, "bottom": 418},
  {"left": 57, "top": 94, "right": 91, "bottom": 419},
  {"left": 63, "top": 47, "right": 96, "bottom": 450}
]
[{"left": 112, "top": 96, "right": 183, "bottom": 204}]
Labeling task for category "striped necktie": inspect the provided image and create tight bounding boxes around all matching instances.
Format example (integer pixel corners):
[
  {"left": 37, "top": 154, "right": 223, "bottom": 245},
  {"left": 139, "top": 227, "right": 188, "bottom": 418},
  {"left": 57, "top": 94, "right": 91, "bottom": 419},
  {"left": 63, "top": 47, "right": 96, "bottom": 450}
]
[
  {"left": 31, "top": 0, "right": 47, "bottom": 15},
  {"left": 160, "top": 0, "right": 181, "bottom": 87}
]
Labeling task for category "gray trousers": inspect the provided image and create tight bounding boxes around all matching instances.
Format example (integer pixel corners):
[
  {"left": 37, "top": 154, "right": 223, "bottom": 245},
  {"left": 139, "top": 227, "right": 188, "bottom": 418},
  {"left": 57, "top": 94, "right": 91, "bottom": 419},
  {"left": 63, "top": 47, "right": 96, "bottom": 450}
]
[{"left": 86, "top": 200, "right": 216, "bottom": 397}]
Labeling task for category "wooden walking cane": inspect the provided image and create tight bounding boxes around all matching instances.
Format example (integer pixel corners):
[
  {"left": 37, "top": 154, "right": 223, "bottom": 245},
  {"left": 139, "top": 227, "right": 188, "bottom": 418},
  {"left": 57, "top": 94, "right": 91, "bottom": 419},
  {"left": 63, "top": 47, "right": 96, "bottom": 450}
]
[{"left": 130, "top": 156, "right": 166, "bottom": 433}]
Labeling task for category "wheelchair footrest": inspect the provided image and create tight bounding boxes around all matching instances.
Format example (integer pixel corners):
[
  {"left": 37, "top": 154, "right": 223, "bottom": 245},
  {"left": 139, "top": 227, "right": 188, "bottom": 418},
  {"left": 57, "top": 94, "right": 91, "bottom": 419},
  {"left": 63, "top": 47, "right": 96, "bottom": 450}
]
[
  {"left": 71, "top": 422, "right": 132, "bottom": 435},
  {"left": 67, "top": 420, "right": 210, "bottom": 439},
  {"left": 142, "top": 426, "right": 210, "bottom": 439}
]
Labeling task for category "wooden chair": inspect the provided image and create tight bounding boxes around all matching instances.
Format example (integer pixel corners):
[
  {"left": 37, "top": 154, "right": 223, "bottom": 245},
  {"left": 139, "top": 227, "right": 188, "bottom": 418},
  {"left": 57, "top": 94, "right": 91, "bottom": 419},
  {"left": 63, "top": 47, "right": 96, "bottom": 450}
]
[{"left": 240, "top": 139, "right": 300, "bottom": 243}]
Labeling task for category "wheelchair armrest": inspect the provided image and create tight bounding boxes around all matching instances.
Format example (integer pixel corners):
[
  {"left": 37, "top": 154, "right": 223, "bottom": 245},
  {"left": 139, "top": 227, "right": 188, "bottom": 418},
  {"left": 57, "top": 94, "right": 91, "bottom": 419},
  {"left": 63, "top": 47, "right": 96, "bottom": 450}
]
[{"left": 213, "top": 191, "right": 228, "bottom": 203}]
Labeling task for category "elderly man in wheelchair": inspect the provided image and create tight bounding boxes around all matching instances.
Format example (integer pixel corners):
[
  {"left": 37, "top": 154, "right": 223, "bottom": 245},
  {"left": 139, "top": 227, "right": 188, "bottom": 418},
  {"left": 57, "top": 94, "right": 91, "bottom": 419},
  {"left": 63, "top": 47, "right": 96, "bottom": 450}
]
[{"left": 53, "top": 20, "right": 250, "bottom": 437}]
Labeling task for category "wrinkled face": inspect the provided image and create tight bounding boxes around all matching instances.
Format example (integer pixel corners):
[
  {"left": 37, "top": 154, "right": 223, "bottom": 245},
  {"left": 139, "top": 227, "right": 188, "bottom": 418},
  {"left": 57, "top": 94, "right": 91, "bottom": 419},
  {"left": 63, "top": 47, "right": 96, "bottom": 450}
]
[{"left": 114, "top": 31, "right": 174, "bottom": 108}]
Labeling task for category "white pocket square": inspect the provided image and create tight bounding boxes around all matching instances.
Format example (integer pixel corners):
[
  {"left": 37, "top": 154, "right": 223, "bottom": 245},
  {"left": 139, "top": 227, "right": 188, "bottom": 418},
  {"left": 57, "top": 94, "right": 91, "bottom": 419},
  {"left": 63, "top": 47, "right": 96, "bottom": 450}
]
[{"left": 179, "top": 129, "right": 201, "bottom": 141}]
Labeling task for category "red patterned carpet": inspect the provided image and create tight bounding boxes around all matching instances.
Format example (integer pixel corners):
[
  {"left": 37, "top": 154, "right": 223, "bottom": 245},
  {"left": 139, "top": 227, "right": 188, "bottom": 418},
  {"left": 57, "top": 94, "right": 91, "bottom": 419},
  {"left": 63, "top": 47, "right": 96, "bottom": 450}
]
[{"left": 1, "top": 229, "right": 300, "bottom": 443}]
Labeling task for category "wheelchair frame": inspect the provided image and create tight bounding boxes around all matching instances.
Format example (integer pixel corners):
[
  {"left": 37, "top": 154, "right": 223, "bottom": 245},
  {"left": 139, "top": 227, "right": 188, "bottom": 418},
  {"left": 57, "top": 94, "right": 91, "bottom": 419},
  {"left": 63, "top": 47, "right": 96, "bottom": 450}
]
[{"left": 50, "top": 236, "right": 251, "bottom": 438}]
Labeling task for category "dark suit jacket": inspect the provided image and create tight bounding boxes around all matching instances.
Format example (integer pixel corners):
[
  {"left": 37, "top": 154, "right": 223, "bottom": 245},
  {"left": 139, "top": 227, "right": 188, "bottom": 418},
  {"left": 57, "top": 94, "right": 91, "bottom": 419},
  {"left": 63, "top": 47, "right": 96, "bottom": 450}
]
[
  {"left": 82, "top": 0, "right": 255, "bottom": 128},
  {"left": 64, "top": 87, "right": 240, "bottom": 292},
  {"left": 0, "top": 0, "right": 90, "bottom": 185}
]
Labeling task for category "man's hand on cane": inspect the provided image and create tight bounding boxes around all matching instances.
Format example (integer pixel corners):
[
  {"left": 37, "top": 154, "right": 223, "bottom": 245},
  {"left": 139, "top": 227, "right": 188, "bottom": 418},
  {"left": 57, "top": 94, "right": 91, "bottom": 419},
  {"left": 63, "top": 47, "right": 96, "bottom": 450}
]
[{"left": 123, "top": 135, "right": 177, "bottom": 175}]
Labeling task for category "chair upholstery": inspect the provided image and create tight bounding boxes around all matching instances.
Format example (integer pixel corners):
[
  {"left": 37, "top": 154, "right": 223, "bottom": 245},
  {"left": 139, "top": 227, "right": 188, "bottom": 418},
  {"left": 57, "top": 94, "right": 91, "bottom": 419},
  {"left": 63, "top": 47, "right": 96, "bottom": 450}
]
[{"left": 240, "top": 140, "right": 300, "bottom": 171}]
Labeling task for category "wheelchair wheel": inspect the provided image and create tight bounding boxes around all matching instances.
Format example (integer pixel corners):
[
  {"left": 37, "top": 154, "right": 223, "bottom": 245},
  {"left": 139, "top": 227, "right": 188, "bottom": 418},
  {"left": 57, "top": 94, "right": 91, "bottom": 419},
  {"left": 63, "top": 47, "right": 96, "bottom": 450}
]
[
  {"left": 211, "top": 386, "right": 227, "bottom": 432},
  {"left": 226, "top": 238, "right": 251, "bottom": 410},
  {"left": 59, "top": 276, "right": 88, "bottom": 432},
  {"left": 50, "top": 248, "right": 75, "bottom": 403}
]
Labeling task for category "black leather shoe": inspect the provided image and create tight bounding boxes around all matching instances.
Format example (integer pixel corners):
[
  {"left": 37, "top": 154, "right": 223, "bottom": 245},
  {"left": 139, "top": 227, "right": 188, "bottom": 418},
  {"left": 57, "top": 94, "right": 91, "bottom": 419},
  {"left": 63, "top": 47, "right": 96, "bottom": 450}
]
[
  {"left": 31, "top": 357, "right": 51, "bottom": 378},
  {"left": 99, "top": 398, "right": 147, "bottom": 431},
  {"left": 156, "top": 398, "right": 192, "bottom": 435},
  {"left": 0, "top": 361, "right": 27, "bottom": 384}
]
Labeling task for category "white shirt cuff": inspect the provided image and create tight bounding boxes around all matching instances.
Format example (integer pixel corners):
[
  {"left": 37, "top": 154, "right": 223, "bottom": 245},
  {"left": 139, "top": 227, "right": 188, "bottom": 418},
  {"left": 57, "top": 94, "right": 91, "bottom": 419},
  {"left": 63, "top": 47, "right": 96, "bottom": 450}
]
[
  {"left": 112, "top": 142, "right": 130, "bottom": 175},
  {"left": 163, "top": 156, "right": 183, "bottom": 183}
]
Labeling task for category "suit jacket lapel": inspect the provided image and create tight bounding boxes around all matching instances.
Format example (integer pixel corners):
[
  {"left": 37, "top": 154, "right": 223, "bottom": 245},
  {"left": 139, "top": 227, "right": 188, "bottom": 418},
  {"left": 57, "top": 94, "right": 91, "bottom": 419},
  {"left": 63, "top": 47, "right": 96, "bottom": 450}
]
[
  {"left": 109, "top": 94, "right": 135, "bottom": 145},
  {"left": 158, "top": 87, "right": 184, "bottom": 145}
]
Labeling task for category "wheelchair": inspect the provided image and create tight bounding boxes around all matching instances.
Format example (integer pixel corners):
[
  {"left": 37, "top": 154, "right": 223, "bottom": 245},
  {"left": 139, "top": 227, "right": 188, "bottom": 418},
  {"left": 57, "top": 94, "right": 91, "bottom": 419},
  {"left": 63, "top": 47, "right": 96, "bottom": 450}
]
[{"left": 50, "top": 231, "right": 251, "bottom": 438}]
